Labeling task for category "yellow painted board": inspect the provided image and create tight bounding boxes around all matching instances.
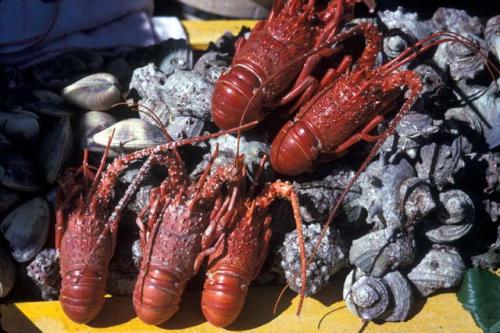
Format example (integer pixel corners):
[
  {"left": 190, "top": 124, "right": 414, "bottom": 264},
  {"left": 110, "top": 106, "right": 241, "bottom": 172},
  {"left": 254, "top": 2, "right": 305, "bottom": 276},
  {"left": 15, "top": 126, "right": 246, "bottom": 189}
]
[
  {"left": 181, "top": 20, "right": 258, "bottom": 50},
  {"left": 1, "top": 284, "right": 479, "bottom": 333}
]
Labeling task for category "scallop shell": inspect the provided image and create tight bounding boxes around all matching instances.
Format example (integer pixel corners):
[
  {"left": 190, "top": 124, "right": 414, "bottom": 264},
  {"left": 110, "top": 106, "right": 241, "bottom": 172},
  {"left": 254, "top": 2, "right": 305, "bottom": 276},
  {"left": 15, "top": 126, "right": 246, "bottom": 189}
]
[
  {"left": 0, "top": 197, "right": 50, "bottom": 263},
  {"left": 424, "top": 190, "right": 474, "bottom": 243},
  {"left": 0, "top": 110, "right": 39, "bottom": 145},
  {"left": 408, "top": 245, "right": 465, "bottom": 297},
  {"left": 0, "top": 248, "right": 15, "bottom": 298},
  {"left": 62, "top": 73, "right": 122, "bottom": 111},
  {"left": 349, "top": 228, "right": 416, "bottom": 277},
  {"left": 0, "top": 150, "right": 44, "bottom": 191},
  {"left": 38, "top": 117, "right": 73, "bottom": 184},
  {"left": 485, "top": 16, "right": 500, "bottom": 62},
  {"left": 93, "top": 118, "right": 168, "bottom": 151},
  {"left": 78, "top": 111, "right": 118, "bottom": 152},
  {"left": 30, "top": 90, "right": 73, "bottom": 117},
  {"left": 343, "top": 269, "right": 413, "bottom": 322}
]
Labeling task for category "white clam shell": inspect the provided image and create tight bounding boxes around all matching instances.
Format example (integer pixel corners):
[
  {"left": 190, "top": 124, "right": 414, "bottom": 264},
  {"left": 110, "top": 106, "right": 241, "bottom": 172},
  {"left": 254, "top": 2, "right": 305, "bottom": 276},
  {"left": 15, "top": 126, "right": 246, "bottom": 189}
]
[
  {"left": 93, "top": 118, "right": 168, "bottom": 151},
  {"left": 0, "top": 197, "right": 50, "bottom": 263},
  {"left": 62, "top": 73, "right": 121, "bottom": 111},
  {"left": 78, "top": 111, "right": 118, "bottom": 151}
]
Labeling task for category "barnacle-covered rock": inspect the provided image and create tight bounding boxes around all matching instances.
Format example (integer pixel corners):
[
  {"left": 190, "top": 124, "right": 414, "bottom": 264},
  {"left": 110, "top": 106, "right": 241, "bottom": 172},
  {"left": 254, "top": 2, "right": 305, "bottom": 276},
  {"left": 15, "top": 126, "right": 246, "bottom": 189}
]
[
  {"left": 433, "top": 32, "right": 486, "bottom": 81},
  {"left": 158, "top": 39, "right": 194, "bottom": 75},
  {"left": 431, "top": 8, "right": 483, "bottom": 35},
  {"left": 378, "top": 7, "right": 432, "bottom": 40},
  {"left": 415, "top": 139, "right": 466, "bottom": 190},
  {"left": 0, "top": 248, "right": 15, "bottom": 298},
  {"left": 382, "top": 112, "right": 441, "bottom": 160},
  {"left": 485, "top": 16, "right": 500, "bottom": 62},
  {"left": 93, "top": 118, "right": 168, "bottom": 151},
  {"left": 0, "top": 197, "right": 50, "bottom": 263},
  {"left": 352, "top": 157, "right": 415, "bottom": 229},
  {"left": 62, "top": 73, "right": 122, "bottom": 111},
  {"left": 291, "top": 165, "right": 358, "bottom": 224},
  {"left": 193, "top": 51, "right": 231, "bottom": 84},
  {"left": 279, "top": 223, "right": 347, "bottom": 296},
  {"left": 349, "top": 227, "right": 416, "bottom": 277},
  {"left": 482, "top": 153, "right": 500, "bottom": 193},
  {"left": 343, "top": 269, "right": 413, "bottom": 322},
  {"left": 413, "top": 64, "right": 456, "bottom": 113},
  {"left": 445, "top": 79, "right": 500, "bottom": 149},
  {"left": 407, "top": 245, "right": 465, "bottom": 297},
  {"left": 26, "top": 248, "right": 60, "bottom": 300},
  {"left": 38, "top": 117, "right": 73, "bottom": 184},
  {"left": 424, "top": 190, "right": 474, "bottom": 243}
]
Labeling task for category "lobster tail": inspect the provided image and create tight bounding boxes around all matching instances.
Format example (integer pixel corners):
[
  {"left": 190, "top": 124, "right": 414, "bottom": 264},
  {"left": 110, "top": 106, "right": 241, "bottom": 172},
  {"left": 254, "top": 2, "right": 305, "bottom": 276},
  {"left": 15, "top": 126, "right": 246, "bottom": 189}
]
[
  {"left": 133, "top": 268, "right": 184, "bottom": 325},
  {"left": 211, "top": 65, "right": 264, "bottom": 130},
  {"left": 59, "top": 270, "right": 106, "bottom": 324},
  {"left": 201, "top": 269, "right": 249, "bottom": 327},
  {"left": 270, "top": 120, "right": 320, "bottom": 175}
]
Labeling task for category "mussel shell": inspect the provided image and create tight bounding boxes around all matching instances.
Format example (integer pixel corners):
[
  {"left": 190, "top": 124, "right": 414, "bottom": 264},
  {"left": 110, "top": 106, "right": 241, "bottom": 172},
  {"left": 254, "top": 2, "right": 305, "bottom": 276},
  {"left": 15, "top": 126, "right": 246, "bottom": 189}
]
[
  {"left": 0, "top": 133, "right": 13, "bottom": 150},
  {"left": 0, "top": 110, "right": 39, "bottom": 145},
  {"left": 30, "top": 90, "right": 73, "bottom": 117},
  {"left": 93, "top": 118, "right": 168, "bottom": 150},
  {"left": 0, "top": 186, "right": 20, "bottom": 216},
  {"left": 62, "top": 73, "right": 122, "bottom": 111},
  {"left": 0, "top": 150, "right": 44, "bottom": 191},
  {"left": 78, "top": 111, "right": 117, "bottom": 152},
  {"left": 0, "top": 197, "right": 50, "bottom": 263},
  {"left": 38, "top": 117, "right": 73, "bottom": 184},
  {"left": 0, "top": 248, "right": 15, "bottom": 298}
]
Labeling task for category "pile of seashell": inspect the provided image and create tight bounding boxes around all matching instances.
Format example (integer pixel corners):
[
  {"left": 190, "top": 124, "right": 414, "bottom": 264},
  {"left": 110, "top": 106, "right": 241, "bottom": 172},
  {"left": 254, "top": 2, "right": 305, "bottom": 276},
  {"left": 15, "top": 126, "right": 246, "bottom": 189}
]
[{"left": 0, "top": 5, "right": 498, "bottom": 327}]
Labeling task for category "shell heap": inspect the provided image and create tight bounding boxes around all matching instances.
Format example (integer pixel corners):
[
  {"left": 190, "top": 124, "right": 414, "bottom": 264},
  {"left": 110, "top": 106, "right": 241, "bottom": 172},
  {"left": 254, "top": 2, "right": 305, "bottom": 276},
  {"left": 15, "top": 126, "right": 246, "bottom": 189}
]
[{"left": 0, "top": 5, "right": 498, "bottom": 326}]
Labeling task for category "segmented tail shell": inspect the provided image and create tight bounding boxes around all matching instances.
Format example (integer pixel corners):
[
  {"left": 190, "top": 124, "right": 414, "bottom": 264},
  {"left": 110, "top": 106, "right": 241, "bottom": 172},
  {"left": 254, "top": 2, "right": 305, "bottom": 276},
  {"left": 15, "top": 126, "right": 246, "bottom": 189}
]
[
  {"left": 211, "top": 65, "right": 264, "bottom": 130},
  {"left": 59, "top": 270, "right": 106, "bottom": 324},
  {"left": 201, "top": 269, "right": 249, "bottom": 327},
  {"left": 270, "top": 120, "right": 320, "bottom": 175},
  {"left": 133, "top": 268, "right": 184, "bottom": 325}
]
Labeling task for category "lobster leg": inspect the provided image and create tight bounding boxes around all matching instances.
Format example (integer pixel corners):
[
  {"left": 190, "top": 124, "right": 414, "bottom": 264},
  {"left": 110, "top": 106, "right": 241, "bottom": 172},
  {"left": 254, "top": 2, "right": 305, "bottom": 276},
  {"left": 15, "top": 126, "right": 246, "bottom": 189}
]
[
  {"left": 319, "top": 55, "right": 352, "bottom": 88},
  {"left": 333, "top": 115, "right": 385, "bottom": 154},
  {"left": 250, "top": 215, "right": 273, "bottom": 280}
]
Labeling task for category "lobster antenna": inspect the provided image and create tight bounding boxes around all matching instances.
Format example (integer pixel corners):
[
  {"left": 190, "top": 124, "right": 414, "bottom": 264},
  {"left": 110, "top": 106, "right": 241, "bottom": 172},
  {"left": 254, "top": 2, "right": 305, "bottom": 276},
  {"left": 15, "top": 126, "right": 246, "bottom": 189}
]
[{"left": 87, "top": 128, "right": 115, "bottom": 199}]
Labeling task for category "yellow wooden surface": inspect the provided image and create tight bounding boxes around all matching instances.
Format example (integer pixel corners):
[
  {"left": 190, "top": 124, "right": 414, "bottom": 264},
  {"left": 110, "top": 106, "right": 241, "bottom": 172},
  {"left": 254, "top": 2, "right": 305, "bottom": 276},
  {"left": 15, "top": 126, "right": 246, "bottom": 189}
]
[
  {"left": 1, "top": 284, "right": 479, "bottom": 333},
  {"left": 181, "top": 20, "right": 258, "bottom": 49}
]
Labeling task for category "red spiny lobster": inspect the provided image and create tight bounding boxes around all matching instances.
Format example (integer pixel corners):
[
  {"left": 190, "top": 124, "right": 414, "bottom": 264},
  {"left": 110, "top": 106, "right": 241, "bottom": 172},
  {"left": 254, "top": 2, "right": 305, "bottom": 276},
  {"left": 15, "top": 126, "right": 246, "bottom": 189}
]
[
  {"left": 211, "top": 0, "right": 374, "bottom": 130},
  {"left": 201, "top": 155, "right": 306, "bottom": 327},
  {"left": 56, "top": 134, "right": 157, "bottom": 323}
]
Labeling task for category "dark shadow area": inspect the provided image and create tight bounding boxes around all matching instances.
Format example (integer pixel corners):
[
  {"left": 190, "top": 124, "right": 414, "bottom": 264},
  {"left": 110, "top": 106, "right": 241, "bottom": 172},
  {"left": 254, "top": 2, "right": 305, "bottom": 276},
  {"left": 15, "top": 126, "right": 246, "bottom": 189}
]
[
  {"left": 312, "top": 271, "right": 349, "bottom": 308},
  {"left": 0, "top": 304, "right": 42, "bottom": 333},
  {"left": 86, "top": 296, "right": 136, "bottom": 328}
]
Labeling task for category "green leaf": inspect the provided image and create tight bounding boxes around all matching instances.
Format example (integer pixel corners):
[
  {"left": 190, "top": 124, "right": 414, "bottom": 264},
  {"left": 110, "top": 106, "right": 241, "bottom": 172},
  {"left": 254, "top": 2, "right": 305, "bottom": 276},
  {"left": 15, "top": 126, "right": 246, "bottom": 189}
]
[{"left": 457, "top": 268, "right": 500, "bottom": 333}]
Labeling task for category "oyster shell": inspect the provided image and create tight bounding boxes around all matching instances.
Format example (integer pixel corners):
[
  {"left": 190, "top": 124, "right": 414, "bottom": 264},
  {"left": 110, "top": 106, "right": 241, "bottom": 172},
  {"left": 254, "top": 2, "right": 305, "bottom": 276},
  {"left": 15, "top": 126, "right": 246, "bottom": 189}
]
[
  {"left": 93, "top": 118, "right": 168, "bottom": 151},
  {"left": 424, "top": 190, "right": 474, "bottom": 243},
  {"left": 349, "top": 228, "right": 416, "bottom": 277},
  {"left": 344, "top": 270, "right": 413, "bottom": 322},
  {"left": 279, "top": 224, "right": 347, "bottom": 296},
  {"left": 0, "top": 197, "right": 50, "bottom": 263},
  {"left": 408, "top": 245, "right": 465, "bottom": 297},
  {"left": 0, "top": 248, "right": 15, "bottom": 298},
  {"left": 38, "top": 117, "right": 73, "bottom": 184},
  {"left": 62, "top": 73, "right": 122, "bottom": 111}
]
